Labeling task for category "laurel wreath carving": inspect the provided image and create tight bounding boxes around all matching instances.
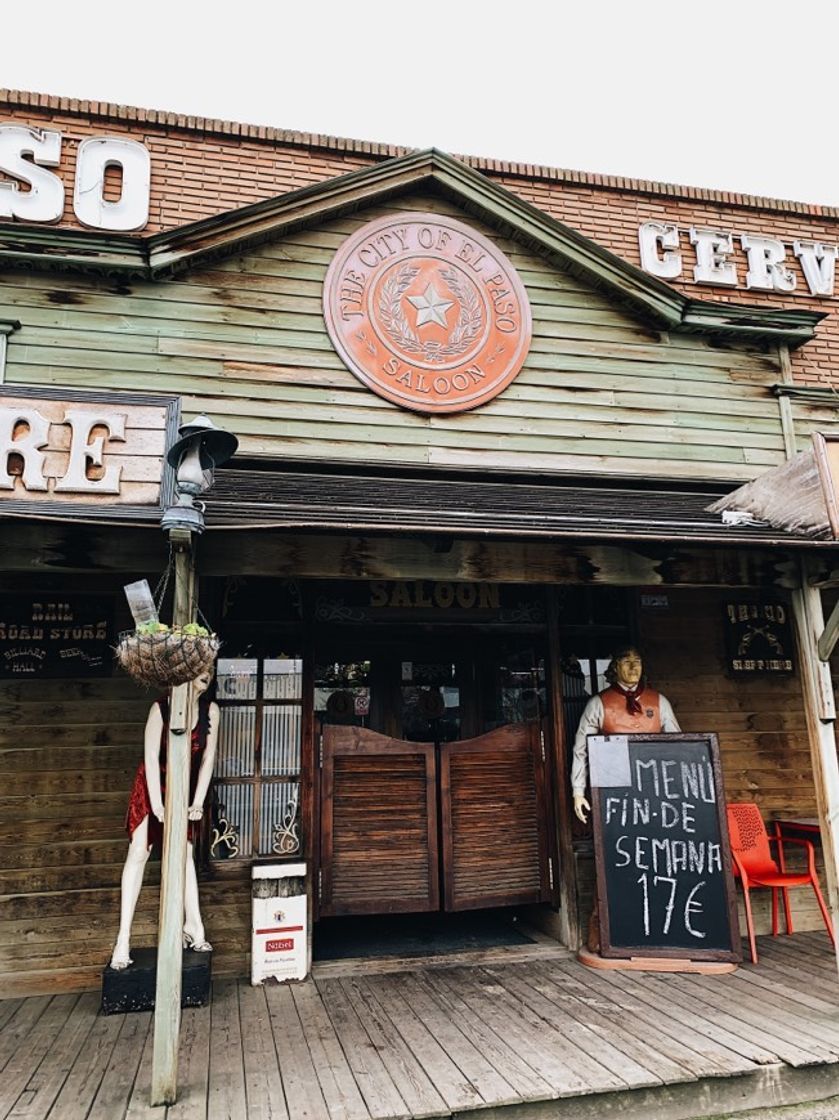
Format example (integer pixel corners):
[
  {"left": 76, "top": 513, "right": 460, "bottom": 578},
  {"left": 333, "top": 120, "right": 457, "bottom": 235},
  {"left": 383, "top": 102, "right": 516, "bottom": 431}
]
[
  {"left": 379, "top": 265, "right": 422, "bottom": 354},
  {"left": 437, "top": 267, "right": 482, "bottom": 358},
  {"left": 378, "top": 264, "right": 483, "bottom": 364}
]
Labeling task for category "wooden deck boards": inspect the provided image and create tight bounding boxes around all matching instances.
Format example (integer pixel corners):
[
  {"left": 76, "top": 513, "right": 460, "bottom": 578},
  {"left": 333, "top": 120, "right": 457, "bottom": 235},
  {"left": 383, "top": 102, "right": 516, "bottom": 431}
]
[{"left": 3, "top": 932, "right": 839, "bottom": 1120}]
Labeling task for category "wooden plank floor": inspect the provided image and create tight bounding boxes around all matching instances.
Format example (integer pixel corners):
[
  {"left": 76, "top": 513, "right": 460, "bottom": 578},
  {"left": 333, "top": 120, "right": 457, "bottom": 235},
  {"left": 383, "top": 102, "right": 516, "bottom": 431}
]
[{"left": 4, "top": 932, "right": 839, "bottom": 1120}]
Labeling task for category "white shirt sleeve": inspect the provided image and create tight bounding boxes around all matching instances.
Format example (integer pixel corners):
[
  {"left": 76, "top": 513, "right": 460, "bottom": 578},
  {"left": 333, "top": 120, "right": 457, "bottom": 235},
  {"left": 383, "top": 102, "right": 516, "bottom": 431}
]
[
  {"left": 660, "top": 694, "right": 681, "bottom": 733},
  {"left": 571, "top": 694, "right": 604, "bottom": 795}
]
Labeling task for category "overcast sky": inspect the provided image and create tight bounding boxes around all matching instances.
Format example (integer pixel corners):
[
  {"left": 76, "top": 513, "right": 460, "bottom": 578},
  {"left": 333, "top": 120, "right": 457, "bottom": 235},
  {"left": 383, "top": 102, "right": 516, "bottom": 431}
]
[{"left": 5, "top": 1, "right": 838, "bottom": 207}]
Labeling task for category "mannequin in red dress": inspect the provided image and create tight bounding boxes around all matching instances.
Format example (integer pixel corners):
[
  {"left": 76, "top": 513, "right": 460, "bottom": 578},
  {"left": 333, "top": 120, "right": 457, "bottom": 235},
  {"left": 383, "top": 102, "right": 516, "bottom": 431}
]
[{"left": 110, "top": 670, "right": 220, "bottom": 970}]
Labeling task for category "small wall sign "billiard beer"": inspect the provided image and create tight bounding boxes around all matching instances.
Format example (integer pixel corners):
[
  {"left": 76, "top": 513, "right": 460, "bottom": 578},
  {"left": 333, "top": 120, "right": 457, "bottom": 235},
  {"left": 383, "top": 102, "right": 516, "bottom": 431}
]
[{"left": 723, "top": 601, "right": 794, "bottom": 675}]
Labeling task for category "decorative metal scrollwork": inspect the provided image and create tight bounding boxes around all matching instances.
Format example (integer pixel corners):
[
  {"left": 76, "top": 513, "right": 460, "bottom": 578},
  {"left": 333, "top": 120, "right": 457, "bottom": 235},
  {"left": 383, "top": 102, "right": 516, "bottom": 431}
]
[
  {"left": 314, "top": 597, "right": 367, "bottom": 623},
  {"left": 210, "top": 812, "right": 240, "bottom": 859},
  {"left": 499, "top": 601, "right": 544, "bottom": 624},
  {"left": 272, "top": 793, "right": 300, "bottom": 856}
]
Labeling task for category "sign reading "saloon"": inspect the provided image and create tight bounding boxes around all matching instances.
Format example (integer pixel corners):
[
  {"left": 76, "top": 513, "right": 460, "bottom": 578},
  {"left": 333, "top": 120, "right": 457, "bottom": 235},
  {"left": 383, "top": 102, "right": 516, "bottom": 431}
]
[{"left": 638, "top": 221, "right": 837, "bottom": 296}]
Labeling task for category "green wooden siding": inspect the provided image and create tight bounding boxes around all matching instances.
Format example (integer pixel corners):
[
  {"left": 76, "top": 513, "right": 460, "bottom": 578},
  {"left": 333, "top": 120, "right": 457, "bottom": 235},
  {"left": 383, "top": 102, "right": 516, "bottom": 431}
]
[
  {"left": 790, "top": 401, "right": 839, "bottom": 455},
  {"left": 0, "top": 194, "right": 787, "bottom": 482}
]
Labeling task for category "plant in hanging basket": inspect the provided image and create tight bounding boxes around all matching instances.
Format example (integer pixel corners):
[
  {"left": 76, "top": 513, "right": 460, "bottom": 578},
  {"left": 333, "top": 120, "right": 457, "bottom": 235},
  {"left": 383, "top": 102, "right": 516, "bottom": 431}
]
[{"left": 116, "top": 621, "right": 220, "bottom": 690}]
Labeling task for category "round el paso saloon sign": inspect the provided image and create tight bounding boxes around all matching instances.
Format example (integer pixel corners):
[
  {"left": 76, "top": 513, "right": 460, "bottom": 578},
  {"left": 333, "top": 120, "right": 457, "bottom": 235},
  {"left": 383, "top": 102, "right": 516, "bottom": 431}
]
[{"left": 323, "top": 212, "right": 532, "bottom": 414}]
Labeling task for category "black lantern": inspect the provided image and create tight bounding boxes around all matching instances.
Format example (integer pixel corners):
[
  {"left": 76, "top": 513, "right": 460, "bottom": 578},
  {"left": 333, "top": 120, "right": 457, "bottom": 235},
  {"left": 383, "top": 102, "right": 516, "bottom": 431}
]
[{"left": 160, "top": 414, "right": 238, "bottom": 534}]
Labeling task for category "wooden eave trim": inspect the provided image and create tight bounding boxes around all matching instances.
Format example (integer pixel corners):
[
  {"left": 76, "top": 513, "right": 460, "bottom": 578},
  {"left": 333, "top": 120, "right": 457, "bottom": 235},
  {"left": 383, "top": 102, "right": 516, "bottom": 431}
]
[
  {"left": 0, "top": 148, "right": 824, "bottom": 349},
  {"left": 428, "top": 153, "right": 683, "bottom": 328},
  {"left": 1, "top": 505, "right": 833, "bottom": 548},
  {"left": 152, "top": 147, "right": 687, "bottom": 329},
  {"left": 773, "top": 384, "right": 839, "bottom": 404},
  {"left": 0, "top": 222, "right": 148, "bottom": 274},
  {"left": 681, "top": 302, "right": 825, "bottom": 348},
  {"left": 0, "top": 148, "right": 685, "bottom": 329},
  {"left": 146, "top": 150, "right": 440, "bottom": 275}
]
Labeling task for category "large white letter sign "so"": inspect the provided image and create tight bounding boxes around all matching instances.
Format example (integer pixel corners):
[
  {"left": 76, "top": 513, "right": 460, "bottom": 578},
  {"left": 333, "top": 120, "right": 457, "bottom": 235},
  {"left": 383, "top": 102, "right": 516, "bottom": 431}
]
[{"left": 0, "top": 126, "right": 150, "bottom": 231}]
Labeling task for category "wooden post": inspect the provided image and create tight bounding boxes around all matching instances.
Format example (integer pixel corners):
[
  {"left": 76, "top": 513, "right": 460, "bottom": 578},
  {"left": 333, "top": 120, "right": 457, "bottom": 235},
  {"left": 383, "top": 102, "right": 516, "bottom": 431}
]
[
  {"left": 151, "top": 530, "right": 195, "bottom": 1106},
  {"left": 791, "top": 558, "right": 839, "bottom": 978},
  {"left": 546, "top": 587, "right": 580, "bottom": 950},
  {"left": 818, "top": 597, "right": 839, "bottom": 662}
]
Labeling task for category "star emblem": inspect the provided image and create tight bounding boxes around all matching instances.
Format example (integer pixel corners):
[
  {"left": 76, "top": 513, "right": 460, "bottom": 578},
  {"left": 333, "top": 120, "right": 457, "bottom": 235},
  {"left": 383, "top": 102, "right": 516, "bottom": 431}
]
[{"left": 407, "top": 282, "right": 453, "bottom": 328}]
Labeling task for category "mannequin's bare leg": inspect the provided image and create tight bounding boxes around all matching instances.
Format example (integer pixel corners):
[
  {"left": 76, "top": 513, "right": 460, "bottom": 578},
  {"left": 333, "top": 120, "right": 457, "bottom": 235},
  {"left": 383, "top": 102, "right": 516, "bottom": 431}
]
[
  {"left": 110, "top": 817, "right": 151, "bottom": 970},
  {"left": 182, "top": 842, "right": 212, "bottom": 951}
]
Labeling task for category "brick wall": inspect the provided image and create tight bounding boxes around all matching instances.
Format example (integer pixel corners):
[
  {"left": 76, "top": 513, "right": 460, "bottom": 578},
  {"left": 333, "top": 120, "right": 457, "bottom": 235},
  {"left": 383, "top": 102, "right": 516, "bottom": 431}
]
[{"left": 2, "top": 90, "right": 838, "bottom": 388}]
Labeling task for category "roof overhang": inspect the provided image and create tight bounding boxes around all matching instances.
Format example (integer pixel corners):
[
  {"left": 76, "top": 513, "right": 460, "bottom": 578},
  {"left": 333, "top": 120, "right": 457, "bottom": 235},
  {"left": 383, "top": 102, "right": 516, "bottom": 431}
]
[
  {"left": 3, "top": 465, "right": 833, "bottom": 548},
  {"left": 708, "top": 432, "right": 839, "bottom": 540},
  {"left": 0, "top": 149, "right": 823, "bottom": 350}
]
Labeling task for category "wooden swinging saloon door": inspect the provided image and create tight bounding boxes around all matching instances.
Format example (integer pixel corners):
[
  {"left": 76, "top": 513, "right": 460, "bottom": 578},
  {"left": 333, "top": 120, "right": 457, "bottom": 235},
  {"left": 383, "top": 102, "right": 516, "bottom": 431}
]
[
  {"left": 319, "top": 723, "right": 551, "bottom": 916},
  {"left": 320, "top": 727, "right": 440, "bottom": 916},
  {"left": 440, "top": 724, "right": 551, "bottom": 911}
]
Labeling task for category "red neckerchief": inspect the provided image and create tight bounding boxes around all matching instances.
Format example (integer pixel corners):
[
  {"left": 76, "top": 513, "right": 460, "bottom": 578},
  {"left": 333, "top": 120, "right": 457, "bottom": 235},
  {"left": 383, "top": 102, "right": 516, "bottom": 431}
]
[{"left": 611, "top": 682, "right": 644, "bottom": 716}]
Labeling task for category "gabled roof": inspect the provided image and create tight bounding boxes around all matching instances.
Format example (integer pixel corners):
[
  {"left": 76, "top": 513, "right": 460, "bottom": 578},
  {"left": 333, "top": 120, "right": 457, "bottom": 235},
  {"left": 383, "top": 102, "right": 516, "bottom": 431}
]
[{"left": 0, "top": 148, "right": 823, "bottom": 347}]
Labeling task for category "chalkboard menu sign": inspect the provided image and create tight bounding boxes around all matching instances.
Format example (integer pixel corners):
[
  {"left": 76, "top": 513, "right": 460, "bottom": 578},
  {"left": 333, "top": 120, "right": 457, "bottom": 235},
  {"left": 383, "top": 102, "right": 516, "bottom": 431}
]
[
  {"left": 590, "top": 733, "right": 740, "bottom": 962},
  {"left": 0, "top": 595, "right": 114, "bottom": 677}
]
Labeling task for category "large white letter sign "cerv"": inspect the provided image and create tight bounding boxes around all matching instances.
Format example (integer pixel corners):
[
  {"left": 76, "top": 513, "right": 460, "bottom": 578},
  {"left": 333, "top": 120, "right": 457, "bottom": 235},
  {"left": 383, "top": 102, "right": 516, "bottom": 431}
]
[{"left": 0, "top": 126, "right": 150, "bottom": 231}]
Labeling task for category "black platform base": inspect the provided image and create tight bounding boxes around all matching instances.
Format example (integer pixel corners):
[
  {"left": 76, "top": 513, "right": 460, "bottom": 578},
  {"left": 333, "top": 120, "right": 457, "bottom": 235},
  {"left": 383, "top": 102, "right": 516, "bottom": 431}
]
[{"left": 100, "top": 946, "right": 212, "bottom": 1015}]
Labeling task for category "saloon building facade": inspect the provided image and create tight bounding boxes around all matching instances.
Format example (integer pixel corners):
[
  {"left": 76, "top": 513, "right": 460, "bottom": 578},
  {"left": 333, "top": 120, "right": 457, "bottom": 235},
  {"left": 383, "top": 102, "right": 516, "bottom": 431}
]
[{"left": 3, "top": 89, "right": 839, "bottom": 994}]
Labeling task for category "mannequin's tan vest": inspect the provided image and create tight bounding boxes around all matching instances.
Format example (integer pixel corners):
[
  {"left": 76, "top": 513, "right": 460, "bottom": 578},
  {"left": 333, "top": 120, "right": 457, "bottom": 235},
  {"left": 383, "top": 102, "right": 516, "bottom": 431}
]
[{"left": 601, "top": 687, "right": 662, "bottom": 735}]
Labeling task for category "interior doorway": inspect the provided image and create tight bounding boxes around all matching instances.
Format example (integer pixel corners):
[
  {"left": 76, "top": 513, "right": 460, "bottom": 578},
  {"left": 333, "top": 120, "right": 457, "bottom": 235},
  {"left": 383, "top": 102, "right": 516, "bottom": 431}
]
[{"left": 314, "top": 628, "right": 556, "bottom": 926}]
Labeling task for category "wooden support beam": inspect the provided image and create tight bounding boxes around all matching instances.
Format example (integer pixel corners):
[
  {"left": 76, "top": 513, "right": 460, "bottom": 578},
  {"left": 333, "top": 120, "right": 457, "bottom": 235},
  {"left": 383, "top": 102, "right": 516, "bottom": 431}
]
[
  {"left": 819, "top": 598, "right": 839, "bottom": 662},
  {"left": 151, "top": 531, "right": 195, "bottom": 1106},
  {"left": 546, "top": 588, "right": 579, "bottom": 950},
  {"left": 0, "top": 520, "right": 807, "bottom": 591},
  {"left": 791, "top": 561, "right": 839, "bottom": 983}
]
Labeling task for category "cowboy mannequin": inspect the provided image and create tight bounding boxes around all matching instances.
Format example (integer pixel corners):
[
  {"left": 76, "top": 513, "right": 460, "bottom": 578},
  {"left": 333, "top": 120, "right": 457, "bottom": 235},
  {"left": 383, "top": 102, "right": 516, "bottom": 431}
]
[{"left": 572, "top": 646, "right": 680, "bottom": 824}]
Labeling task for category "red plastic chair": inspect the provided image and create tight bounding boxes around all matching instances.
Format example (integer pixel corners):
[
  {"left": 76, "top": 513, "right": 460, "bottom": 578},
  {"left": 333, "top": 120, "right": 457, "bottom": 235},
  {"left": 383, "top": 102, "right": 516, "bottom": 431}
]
[{"left": 727, "top": 802, "right": 835, "bottom": 963}]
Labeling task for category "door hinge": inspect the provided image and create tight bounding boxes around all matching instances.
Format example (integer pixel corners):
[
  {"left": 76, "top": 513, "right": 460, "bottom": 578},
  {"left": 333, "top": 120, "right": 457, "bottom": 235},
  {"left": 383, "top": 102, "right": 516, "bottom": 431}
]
[
  {"left": 319, "top": 733, "right": 324, "bottom": 767},
  {"left": 539, "top": 728, "right": 546, "bottom": 763},
  {"left": 318, "top": 869, "right": 323, "bottom": 899},
  {"left": 548, "top": 856, "right": 555, "bottom": 890}
]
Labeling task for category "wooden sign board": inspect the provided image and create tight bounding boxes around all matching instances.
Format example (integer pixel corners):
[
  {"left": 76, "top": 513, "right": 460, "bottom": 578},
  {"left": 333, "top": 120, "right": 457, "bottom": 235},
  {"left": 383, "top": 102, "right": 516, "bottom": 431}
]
[
  {"left": 312, "top": 580, "right": 544, "bottom": 624},
  {"left": 0, "top": 593, "right": 114, "bottom": 677},
  {"left": 590, "top": 733, "right": 741, "bottom": 962},
  {"left": 722, "top": 599, "right": 794, "bottom": 675},
  {"left": 0, "top": 386, "right": 179, "bottom": 522}
]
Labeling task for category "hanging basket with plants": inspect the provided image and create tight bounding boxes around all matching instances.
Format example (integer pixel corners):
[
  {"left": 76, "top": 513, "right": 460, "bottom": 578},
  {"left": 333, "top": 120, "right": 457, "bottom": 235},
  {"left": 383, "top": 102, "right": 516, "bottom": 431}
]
[
  {"left": 116, "top": 621, "right": 220, "bottom": 690},
  {"left": 115, "top": 552, "right": 220, "bottom": 690}
]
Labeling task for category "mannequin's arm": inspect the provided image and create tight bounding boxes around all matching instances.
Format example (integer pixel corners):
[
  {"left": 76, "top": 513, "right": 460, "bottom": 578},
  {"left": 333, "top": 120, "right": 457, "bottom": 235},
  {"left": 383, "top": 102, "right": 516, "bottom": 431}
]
[
  {"left": 660, "top": 695, "right": 681, "bottom": 733},
  {"left": 571, "top": 695, "right": 602, "bottom": 823},
  {"left": 144, "top": 702, "right": 165, "bottom": 822},
  {"left": 573, "top": 792, "right": 591, "bottom": 823},
  {"left": 189, "top": 702, "right": 219, "bottom": 820}
]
